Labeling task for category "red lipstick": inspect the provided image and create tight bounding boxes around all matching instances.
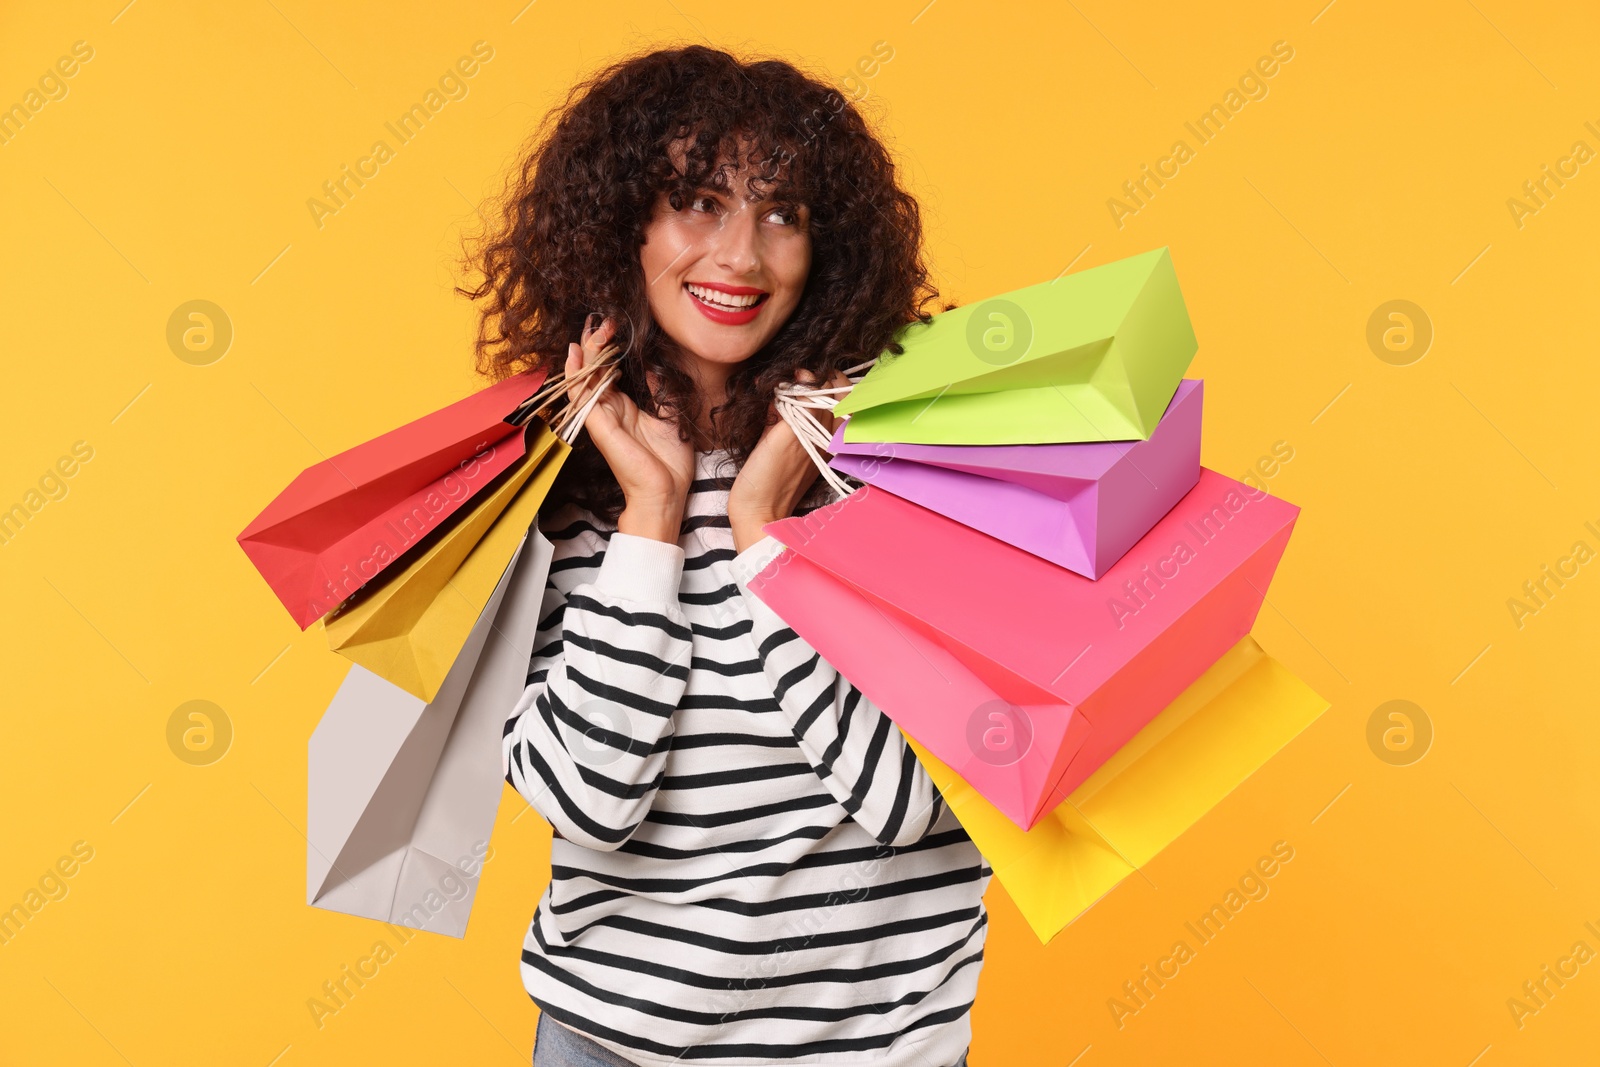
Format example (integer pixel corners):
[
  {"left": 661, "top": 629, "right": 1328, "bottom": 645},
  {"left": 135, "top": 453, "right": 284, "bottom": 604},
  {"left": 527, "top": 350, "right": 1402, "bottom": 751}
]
[{"left": 685, "top": 281, "right": 769, "bottom": 326}]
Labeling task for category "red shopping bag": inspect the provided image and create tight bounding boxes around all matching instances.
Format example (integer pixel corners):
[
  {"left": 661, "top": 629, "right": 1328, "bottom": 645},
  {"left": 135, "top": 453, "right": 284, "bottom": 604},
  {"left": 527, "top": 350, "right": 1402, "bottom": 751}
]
[
  {"left": 755, "top": 472, "right": 1299, "bottom": 830},
  {"left": 239, "top": 369, "right": 550, "bottom": 629}
]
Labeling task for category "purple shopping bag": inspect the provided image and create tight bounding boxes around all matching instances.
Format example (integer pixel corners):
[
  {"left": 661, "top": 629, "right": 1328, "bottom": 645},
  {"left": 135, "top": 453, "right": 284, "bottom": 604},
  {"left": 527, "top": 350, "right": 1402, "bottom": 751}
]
[{"left": 827, "top": 380, "right": 1203, "bottom": 578}]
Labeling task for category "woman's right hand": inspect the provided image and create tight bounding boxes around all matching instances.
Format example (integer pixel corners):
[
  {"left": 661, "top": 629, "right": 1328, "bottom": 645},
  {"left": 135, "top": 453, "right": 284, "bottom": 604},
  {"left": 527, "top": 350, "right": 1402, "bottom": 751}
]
[{"left": 566, "top": 314, "right": 694, "bottom": 543}]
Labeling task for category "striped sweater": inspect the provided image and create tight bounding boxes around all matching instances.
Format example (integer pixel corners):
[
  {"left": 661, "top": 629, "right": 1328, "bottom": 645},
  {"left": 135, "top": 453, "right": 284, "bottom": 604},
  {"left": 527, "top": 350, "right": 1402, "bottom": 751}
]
[{"left": 503, "top": 447, "right": 992, "bottom": 1067}]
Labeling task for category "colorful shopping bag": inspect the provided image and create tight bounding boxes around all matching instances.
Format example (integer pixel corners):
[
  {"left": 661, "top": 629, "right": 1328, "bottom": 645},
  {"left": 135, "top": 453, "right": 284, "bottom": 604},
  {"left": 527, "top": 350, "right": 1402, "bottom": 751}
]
[
  {"left": 906, "top": 636, "right": 1329, "bottom": 943},
  {"left": 745, "top": 538, "right": 1326, "bottom": 940},
  {"left": 323, "top": 421, "right": 566, "bottom": 702},
  {"left": 751, "top": 547, "right": 1091, "bottom": 829},
  {"left": 755, "top": 471, "right": 1299, "bottom": 829},
  {"left": 829, "top": 247, "right": 1196, "bottom": 446},
  {"left": 309, "top": 526, "right": 553, "bottom": 936},
  {"left": 239, "top": 369, "right": 552, "bottom": 628},
  {"left": 827, "top": 379, "right": 1202, "bottom": 577}
]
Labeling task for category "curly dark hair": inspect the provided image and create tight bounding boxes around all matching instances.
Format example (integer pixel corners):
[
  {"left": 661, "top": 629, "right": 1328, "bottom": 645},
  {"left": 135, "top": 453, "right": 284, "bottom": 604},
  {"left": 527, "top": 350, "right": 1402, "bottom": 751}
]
[{"left": 456, "top": 43, "right": 944, "bottom": 525}]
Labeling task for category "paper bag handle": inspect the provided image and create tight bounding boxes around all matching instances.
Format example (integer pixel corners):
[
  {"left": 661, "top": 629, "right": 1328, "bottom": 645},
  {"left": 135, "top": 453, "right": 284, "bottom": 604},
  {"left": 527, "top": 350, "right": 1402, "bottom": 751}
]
[
  {"left": 773, "top": 356, "right": 877, "bottom": 501},
  {"left": 508, "top": 342, "right": 623, "bottom": 445}
]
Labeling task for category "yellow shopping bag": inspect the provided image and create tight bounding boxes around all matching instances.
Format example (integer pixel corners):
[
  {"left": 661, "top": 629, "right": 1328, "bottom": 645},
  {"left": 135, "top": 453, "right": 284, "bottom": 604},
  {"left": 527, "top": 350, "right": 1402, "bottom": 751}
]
[
  {"left": 907, "top": 634, "right": 1328, "bottom": 943},
  {"left": 324, "top": 422, "right": 568, "bottom": 701}
]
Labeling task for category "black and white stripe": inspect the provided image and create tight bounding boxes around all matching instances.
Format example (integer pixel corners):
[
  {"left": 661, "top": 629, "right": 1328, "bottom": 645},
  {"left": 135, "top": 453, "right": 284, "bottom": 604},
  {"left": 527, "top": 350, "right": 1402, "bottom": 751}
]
[{"left": 503, "top": 449, "right": 992, "bottom": 1066}]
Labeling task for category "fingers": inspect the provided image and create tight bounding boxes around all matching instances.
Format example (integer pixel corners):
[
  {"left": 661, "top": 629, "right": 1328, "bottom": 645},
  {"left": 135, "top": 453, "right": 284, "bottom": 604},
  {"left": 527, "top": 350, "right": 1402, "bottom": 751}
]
[
  {"left": 569, "top": 313, "right": 618, "bottom": 399},
  {"left": 787, "top": 367, "right": 851, "bottom": 433},
  {"left": 791, "top": 367, "right": 849, "bottom": 391},
  {"left": 569, "top": 349, "right": 623, "bottom": 446},
  {"left": 565, "top": 341, "right": 591, "bottom": 410},
  {"left": 581, "top": 313, "right": 616, "bottom": 358},
  {"left": 568, "top": 315, "right": 650, "bottom": 451}
]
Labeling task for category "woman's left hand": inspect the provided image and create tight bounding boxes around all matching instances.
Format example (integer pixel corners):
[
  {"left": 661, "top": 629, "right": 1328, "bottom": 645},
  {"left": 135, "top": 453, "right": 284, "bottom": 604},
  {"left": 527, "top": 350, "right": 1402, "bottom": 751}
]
[{"left": 729, "top": 368, "right": 850, "bottom": 554}]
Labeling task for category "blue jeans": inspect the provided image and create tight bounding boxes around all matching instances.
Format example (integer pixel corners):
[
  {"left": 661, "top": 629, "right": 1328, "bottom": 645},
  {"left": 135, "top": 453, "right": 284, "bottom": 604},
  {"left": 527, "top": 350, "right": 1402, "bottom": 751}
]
[
  {"left": 533, "top": 1013, "right": 639, "bottom": 1066},
  {"left": 532, "top": 1013, "right": 970, "bottom": 1066}
]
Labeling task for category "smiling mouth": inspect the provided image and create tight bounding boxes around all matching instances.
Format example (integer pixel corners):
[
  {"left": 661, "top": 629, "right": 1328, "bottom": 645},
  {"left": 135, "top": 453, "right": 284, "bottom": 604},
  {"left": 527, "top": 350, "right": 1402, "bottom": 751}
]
[{"left": 681, "top": 279, "right": 768, "bottom": 321}]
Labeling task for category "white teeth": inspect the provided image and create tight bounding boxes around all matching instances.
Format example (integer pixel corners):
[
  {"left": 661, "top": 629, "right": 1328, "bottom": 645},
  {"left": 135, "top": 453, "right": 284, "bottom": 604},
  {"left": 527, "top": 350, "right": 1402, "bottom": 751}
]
[{"left": 687, "top": 283, "right": 762, "bottom": 309}]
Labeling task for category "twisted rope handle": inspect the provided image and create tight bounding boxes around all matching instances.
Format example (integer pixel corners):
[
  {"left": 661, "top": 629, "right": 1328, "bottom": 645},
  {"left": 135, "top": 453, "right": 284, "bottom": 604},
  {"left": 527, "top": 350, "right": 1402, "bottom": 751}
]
[
  {"left": 508, "top": 342, "right": 624, "bottom": 445},
  {"left": 773, "top": 356, "right": 879, "bottom": 501},
  {"left": 552, "top": 362, "right": 619, "bottom": 445}
]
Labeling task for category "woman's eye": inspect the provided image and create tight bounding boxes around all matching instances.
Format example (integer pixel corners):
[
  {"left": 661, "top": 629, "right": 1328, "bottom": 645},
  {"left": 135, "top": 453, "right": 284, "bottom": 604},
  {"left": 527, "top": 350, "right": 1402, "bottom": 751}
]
[
  {"left": 766, "top": 206, "right": 798, "bottom": 226},
  {"left": 690, "top": 194, "right": 719, "bottom": 214}
]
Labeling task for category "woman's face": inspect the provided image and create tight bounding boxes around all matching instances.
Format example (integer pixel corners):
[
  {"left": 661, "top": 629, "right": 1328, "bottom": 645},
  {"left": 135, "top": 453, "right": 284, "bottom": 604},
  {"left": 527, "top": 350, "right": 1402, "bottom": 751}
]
[{"left": 638, "top": 143, "right": 812, "bottom": 370}]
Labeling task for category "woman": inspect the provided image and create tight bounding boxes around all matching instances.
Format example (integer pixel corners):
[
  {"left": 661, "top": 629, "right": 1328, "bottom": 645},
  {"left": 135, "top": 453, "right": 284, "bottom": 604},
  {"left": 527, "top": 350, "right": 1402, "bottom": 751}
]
[{"left": 465, "top": 44, "right": 991, "bottom": 1067}]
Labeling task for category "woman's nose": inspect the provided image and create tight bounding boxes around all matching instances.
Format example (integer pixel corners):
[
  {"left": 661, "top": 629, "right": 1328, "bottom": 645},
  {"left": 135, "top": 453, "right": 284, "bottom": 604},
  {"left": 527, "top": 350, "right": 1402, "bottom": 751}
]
[{"left": 710, "top": 203, "right": 761, "bottom": 276}]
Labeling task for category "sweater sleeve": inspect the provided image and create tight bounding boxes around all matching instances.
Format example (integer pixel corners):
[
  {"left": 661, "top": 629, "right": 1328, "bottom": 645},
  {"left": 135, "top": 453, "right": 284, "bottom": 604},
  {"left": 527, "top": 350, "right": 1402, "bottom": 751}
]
[
  {"left": 728, "top": 532, "right": 946, "bottom": 848},
  {"left": 503, "top": 512, "right": 693, "bottom": 851}
]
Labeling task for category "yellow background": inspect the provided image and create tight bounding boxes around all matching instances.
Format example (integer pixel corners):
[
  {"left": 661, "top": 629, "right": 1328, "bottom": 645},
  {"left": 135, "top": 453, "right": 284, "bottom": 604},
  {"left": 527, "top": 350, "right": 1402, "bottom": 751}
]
[{"left": 3, "top": 1, "right": 1597, "bottom": 1063}]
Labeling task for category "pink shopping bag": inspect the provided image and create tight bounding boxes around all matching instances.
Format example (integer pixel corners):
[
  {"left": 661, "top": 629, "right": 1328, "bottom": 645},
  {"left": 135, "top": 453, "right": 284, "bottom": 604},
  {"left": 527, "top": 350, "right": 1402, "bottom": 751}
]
[
  {"left": 750, "top": 548, "right": 1095, "bottom": 828},
  {"left": 755, "top": 471, "right": 1299, "bottom": 830},
  {"left": 827, "top": 380, "right": 1203, "bottom": 578}
]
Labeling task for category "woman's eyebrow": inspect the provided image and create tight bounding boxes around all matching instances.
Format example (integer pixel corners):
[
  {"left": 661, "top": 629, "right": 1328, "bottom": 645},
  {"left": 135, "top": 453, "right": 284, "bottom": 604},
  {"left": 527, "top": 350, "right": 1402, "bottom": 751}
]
[
  {"left": 696, "top": 184, "right": 760, "bottom": 204},
  {"left": 698, "top": 178, "right": 792, "bottom": 206}
]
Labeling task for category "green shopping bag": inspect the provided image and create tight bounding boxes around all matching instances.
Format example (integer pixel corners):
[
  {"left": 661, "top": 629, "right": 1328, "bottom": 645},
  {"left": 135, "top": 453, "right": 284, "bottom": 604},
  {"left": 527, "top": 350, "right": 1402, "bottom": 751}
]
[{"left": 832, "top": 247, "right": 1197, "bottom": 445}]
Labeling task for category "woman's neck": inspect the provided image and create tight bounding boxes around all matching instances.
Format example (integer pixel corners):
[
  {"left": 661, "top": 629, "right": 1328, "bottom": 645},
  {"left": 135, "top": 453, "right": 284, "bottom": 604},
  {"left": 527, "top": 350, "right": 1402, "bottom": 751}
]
[{"left": 680, "top": 350, "right": 737, "bottom": 450}]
